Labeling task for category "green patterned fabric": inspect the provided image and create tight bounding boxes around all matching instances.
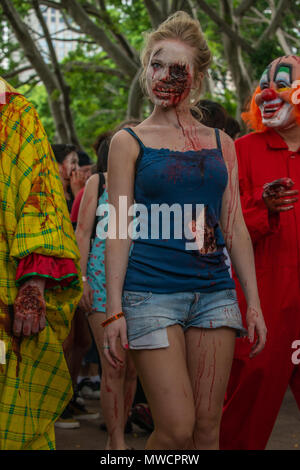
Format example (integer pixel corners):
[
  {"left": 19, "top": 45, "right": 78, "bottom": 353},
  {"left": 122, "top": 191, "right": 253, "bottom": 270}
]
[{"left": 0, "top": 84, "right": 82, "bottom": 449}]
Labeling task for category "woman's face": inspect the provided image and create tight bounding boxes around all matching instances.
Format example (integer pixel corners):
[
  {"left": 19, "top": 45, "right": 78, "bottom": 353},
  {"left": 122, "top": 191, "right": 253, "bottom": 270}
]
[
  {"left": 146, "top": 39, "right": 198, "bottom": 109},
  {"left": 60, "top": 151, "right": 79, "bottom": 181}
]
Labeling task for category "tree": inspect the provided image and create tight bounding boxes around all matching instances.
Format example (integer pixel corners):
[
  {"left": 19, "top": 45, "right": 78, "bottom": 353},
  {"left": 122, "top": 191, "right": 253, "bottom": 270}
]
[
  {"left": 0, "top": 0, "right": 81, "bottom": 145},
  {"left": 1, "top": 0, "right": 299, "bottom": 149},
  {"left": 39, "top": 0, "right": 299, "bottom": 117}
]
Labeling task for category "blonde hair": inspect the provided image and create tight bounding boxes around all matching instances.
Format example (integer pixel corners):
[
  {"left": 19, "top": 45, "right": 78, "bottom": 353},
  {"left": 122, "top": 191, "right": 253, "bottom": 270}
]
[{"left": 140, "top": 11, "right": 212, "bottom": 104}]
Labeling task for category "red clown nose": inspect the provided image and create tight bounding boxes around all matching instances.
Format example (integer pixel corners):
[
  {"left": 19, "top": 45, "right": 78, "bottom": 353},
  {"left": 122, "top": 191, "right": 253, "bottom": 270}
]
[{"left": 261, "top": 88, "right": 278, "bottom": 101}]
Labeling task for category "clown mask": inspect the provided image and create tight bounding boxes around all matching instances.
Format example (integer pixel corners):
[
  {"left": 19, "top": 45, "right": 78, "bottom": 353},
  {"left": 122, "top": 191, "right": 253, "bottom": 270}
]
[{"left": 255, "top": 55, "right": 300, "bottom": 130}]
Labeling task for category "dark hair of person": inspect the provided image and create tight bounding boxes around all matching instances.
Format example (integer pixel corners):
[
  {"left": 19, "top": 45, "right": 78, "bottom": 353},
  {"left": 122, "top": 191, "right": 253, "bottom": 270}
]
[
  {"left": 77, "top": 150, "right": 91, "bottom": 167},
  {"left": 192, "top": 99, "right": 228, "bottom": 130},
  {"left": 224, "top": 116, "right": 241, "bottom": 139},
  {"left": 52, "top": 144, "right": 77, "bottom": 164},
  {"left": 93, "top": 131, "right": 112, "bottom": 173},
  {"left": 90, "top": 163, "right": 98, "bottom": 175},
  {"left": 93, "top": 119, "right": 141, "bottom": 174}
]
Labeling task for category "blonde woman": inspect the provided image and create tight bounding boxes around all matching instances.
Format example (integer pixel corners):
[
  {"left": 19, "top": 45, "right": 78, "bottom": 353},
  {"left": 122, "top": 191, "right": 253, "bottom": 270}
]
[{"left": 103, "top": 12, "right": 267, "bottom": 450}]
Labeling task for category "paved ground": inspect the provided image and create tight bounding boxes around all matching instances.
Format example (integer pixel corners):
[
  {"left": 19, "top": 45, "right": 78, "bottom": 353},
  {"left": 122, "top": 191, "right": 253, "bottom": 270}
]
[{"left": 55, "top": 387, "right": 300, "bottom": 450}]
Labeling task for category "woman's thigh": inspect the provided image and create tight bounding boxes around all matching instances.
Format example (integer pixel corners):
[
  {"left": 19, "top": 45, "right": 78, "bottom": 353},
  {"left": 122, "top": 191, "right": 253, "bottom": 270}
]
[
  {"left": 185, "top": 327, "right": 236, "bottom": 423},
  {"left": 130, "top": 324, "right": 195, "bottom": 430}
]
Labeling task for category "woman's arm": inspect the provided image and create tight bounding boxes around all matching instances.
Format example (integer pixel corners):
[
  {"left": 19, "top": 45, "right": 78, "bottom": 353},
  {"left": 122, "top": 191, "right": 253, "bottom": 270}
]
[
  {"left": 103, "top": 130, "right": 139, "bottom": 367},
  {"left": 75, "top": 174, "right": 99, "bottom": 311},
  {"left": 219, "top": 131, "right": 267, "bottom": 357}
]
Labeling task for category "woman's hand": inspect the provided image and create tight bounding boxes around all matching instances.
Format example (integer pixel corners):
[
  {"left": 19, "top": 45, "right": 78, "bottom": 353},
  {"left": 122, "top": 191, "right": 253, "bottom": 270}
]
[
  {"left": 246, "top": 306, "right": 267, "bottom": 358},
  {"left": 70, "top": 169, "right": 86, "bottom": 197},
  {"left": 13, "top": 278, "right": 46, "bottom": 337},
  {"left": 102, "top": 316, "right": 129, "bottom": 368},
  {"left": 79, "top": 280, "right": 94, "bottom": 313}
]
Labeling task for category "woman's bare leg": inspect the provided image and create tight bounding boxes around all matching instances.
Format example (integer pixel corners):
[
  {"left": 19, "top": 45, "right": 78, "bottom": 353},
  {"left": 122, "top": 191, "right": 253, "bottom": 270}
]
[
  {"left": 123, "top": 353, "right": 137, "bottom": 425},
  {"left": 185, "top": 327, "right": 236, "bottom": 450},
  {"left": 130, "top": 325, "right": 195, "bottom": 450},
  {"left": 88, "top": 313, "right": 135, "bottom": 450}
]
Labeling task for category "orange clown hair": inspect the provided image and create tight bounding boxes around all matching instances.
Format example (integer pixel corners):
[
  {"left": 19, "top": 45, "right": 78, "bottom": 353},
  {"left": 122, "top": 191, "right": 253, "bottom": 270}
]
[{"left": 242, "top": 81, "right": 300, "bottom": 132}]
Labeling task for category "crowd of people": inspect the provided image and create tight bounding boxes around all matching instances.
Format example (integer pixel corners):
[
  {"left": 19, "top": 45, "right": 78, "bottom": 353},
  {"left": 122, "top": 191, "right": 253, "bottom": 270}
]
[{"left": 0, "top": 10, "right": 299, "bottom": 451}]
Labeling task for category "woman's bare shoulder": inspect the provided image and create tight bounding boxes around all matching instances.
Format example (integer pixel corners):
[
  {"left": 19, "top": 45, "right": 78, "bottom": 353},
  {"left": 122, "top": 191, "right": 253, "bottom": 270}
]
[
  {"left": 218, "top": 128, "right": 235, "bottom": 150},
  {"left": 217, "top": 129, "right": 237, "bottom": 166},
  {"left": 109, "top": 128, "right": 141, "bottom": 159},
  {"left": 111, "top": 128, "right": 137, "bottom": 147},
  {"left": 86, "top": 173, "right": 100, "bottom": 188},
  {"left": 82, "top": 173, "right": 101, "bottom": 199}
]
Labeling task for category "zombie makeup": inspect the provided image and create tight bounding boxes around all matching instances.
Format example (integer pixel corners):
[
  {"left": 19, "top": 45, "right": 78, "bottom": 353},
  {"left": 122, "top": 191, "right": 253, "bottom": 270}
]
[
  {"left": 146, "top": 41, "right": 194, "bottom": 108},
  {"left": 255, "top": 58, "right": 299, "bottom": 129},
  {"left": 61, "top": 150, "right": 79, "bottom": 181}
]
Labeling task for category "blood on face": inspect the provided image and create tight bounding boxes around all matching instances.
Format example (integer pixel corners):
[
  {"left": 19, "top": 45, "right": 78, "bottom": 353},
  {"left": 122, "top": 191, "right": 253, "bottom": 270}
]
[
  {"left": 152, "top": 62, "right": 192, "bottom": 106},
  {"left": 147, "top": 41, "right": 195, "bottom": 108}
]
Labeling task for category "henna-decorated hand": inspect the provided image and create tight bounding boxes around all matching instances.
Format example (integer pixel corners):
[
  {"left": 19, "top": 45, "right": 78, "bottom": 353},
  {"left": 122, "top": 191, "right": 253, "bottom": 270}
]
[
  {"left": 262, "top": 177, "right": 299, "bottom": 213},
  {"left": 13, "top": 278, "right": 46, "bottom": 337}
]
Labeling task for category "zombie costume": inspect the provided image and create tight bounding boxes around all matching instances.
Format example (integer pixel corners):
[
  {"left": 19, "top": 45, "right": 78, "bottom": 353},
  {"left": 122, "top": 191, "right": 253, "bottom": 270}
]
[
  {"left": 220, "top": 56, "right": 300, "bottom": 450},
  {"left": 121, "top": 127, "right": 246, "bottom": 347},
  {"left": 0, "top": 80, "right": 82, "bottom": 449}
]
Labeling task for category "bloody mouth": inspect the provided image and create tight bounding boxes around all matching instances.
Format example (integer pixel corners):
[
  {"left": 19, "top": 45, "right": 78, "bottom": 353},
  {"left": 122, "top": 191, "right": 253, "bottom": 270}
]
[
  {"left": 153, "top": 86, "right": 185, "bottom": 97},
  {"left": 152, "top": 63, "right": 191, "bottom": 105}
]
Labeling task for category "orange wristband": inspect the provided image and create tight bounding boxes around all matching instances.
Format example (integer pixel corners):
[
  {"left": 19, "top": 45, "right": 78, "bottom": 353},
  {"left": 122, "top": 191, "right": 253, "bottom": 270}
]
[{"left": 101, "top": 312, "right": 124, "bottom": 328}]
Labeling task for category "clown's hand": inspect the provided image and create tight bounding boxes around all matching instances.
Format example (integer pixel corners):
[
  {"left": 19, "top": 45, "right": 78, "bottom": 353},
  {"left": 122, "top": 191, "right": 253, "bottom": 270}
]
[
  {"left": 13, "top": 278, "right": 46, "bottom": 337},
  {"left": 263, "top": 177, "right": 298, "bottom": 213}
]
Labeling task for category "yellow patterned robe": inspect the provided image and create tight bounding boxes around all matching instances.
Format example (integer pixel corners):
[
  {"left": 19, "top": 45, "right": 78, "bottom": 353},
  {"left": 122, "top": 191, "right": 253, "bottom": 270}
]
[{"left": 0, "top": 80, "right": 82, "bottom": 449}]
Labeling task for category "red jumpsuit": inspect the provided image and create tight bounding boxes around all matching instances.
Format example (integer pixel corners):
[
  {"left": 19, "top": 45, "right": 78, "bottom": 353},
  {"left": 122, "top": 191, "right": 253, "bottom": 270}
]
[{"left": 220, "top": 128, "right": 300, "bottom": 450}]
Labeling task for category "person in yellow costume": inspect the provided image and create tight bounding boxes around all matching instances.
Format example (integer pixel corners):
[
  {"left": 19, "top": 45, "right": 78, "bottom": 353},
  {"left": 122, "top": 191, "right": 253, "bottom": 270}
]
[{"left": 0, "top": 78, "right": 82, "bottom": 449}]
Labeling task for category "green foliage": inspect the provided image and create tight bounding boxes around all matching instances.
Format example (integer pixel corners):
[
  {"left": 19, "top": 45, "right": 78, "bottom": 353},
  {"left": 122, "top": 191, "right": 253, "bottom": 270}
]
[
  {"left": 21, "top": 84, "right": 56, "bottom": 141},
  {"left": 1, "top": 0, "right": 299, "bottom": 149},
  {"left": 62, "top": 50, "right": 129, "bottom": 156},
  {"left": 248, "top": 39, "right": 284, "bottom": 81}
]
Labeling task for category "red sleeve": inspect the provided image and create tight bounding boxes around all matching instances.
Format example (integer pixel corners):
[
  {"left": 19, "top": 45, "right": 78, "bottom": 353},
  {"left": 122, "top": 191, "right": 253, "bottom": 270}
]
[
  {"left": 15, "top": 253, "right": 79, "bottom": 289},
  {"left": 70, "top": 187, "right": 85, "bottom": 223},
  {"left": 236, "top": 138, "right": 280, "bottom": 245}
]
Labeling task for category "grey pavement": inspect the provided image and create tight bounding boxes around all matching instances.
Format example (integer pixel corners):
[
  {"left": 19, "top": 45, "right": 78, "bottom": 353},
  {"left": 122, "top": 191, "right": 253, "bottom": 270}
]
[{"left": 55, "top": 387, "right": 300, "bottom": 450}]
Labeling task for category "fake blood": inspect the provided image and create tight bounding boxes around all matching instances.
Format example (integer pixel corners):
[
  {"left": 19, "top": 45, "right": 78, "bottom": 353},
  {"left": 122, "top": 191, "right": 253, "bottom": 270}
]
[
  {"left": 153, "top": 63, "right": 192, "bottom": 107},
  {"left": 0, "top": 299, "right": 22, "bottom": 377},
  {"left": 208, "top": 339, "right": 217, "bottom": 412}
]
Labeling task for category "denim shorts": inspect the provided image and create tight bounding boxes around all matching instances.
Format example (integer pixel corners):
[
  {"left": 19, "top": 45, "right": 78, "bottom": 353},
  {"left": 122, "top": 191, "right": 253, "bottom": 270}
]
[{"left": 122, "top": 289, "right": 247, "bottom": 349}]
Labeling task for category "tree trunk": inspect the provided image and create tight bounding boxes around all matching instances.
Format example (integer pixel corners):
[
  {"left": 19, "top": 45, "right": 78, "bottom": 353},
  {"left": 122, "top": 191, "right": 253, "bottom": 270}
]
[
  {"left": 0, "top": 0, "right": 74, "bottom": 144},
  {"left": 127, "top": 69, "right": 144, "bottom": 120},
  {"left": 32, "top": 0, "right": 81, "bottom": 147},
  {"left": 48, "top": 92, "right": 70, "bottom": 142},
  {"left": 63, "top": 0, "right": 139, "bottom": 79},
  {"left": 220, "top": 0, "right": 253, "bottom": 119}
]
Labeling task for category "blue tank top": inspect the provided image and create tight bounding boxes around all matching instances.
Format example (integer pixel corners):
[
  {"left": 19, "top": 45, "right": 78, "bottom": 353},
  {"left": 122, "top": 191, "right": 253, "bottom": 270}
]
[{"left": 123, "top": 127, "right": 234, "bottom": 293}]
